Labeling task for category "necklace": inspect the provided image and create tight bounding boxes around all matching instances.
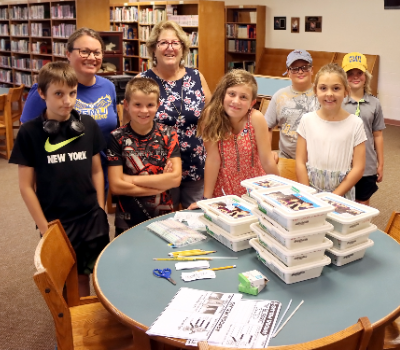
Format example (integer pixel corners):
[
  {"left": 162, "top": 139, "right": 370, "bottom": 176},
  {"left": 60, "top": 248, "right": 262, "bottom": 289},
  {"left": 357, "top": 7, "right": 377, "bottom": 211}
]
[{"left": 159, "top": 77, "right": 184, "bottom": 119}]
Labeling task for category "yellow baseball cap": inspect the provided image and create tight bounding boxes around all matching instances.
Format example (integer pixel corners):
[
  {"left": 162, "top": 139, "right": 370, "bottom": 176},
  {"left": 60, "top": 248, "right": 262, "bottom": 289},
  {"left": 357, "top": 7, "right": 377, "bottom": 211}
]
[{"left": 342, "top": 52, "right": 368, "bottom": 72}]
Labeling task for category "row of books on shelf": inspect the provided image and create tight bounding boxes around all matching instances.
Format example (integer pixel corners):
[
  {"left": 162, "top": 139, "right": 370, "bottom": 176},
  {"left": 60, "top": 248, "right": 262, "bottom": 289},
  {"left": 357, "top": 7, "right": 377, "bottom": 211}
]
[
  {"left": 124, "top": 43, "right": 135, "bottom": 56},
  {"left": 31, "top": 24, "right": 51, "bottom": 37},
  {"left": 0, "top": 69, "right": 12, "bottom": 83},
  {"left": 139, "top": 58, "right": 150, "bottom": 72},
  {"left": 186, "top": 49, "right": 198, "bottom": 69},
  {"left": 226, "top": 24, "right": 256, "bottom": 39},
  {"left": 139, "top": 8, "right": 166, "bottom": 25},
  {"left": 139, "top": 44, "right": 148, "bottom": 58},
  {"left": 0, "top": 8, "right": 7, "bottom": 21},
  {"left": 0, "top": 24, "right": 8, "bottom": 36},
  {"left": 51, "top": 4, "right": 75, "bottom": 19},
  {"left": 52, "top": 24, "right": 76, "bottom": 39},
  {"left": 139, "top": 25, "right": 150, "bottom": 41},
  {"left": 112, "top": 25, "right": 138, "bottom": 40},
  {"left": 53, "top": 42, "right": 66, "bottom": 56},
  {"left": 227, "top": 60, "right": 255, "bottom": 73},
  {"left": 11, "top": 40, "right": 29, "bottom": 53},
  {"left": 111, "top": 6, "right": 138, "bottom": 23},
  {"left": 2, "top": 57, "right": 50, "bottom": 70},
  {"left": 9, "top": 6, "right": 28, "bottom": 20},
  {"left": 30, "top": 5, "right": 50, "bottom": 20},
  {"left": 187, "top": 32, "right": 198, "bottom": 46},
  {"left": 167, "top": 15, "right": 198, "bottom": 26},
  {"left": 11, "top": 24, "right": 28, "bottom": 37},
  {"left": 31, "top": 42, "right": 51, "bottom": 55},
  {"left": 228, "top": 40, "right": 256, "bottom": 54},
  {"left": 15, "top": 71, "right": 32, "bottom": 86}
]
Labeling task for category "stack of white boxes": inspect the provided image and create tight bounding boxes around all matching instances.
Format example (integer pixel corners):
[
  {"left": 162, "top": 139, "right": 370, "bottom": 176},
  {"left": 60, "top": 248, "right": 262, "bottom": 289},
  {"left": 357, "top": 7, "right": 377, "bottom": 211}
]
[
  {"left": 197, "top": 195, "right": 258, "bottom": 252},
  {"left": 314, "top": 192, "right": 379, "bottom": 266},
  {"left": 248, "top": 184, "right": 335, "bottom": 284}
]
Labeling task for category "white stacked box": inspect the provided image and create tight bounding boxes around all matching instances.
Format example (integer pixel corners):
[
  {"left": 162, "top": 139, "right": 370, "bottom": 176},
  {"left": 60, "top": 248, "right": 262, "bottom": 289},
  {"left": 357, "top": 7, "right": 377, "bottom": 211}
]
[
  {"left": 247, "top": 186, "right": 335, "bottom": 283},
  {"left": 314, "top": 193, "right": 379, "bottom": 266},
  {"left": 198, "top": 216, "right": 256, "bottom": 252},
  {"left": 250, "top": 186, "right": 334, "bottom": 231},
  {"left": 197, "top": 195, "right": 257, "bottom": 251},
  {"left": 249, "top": 238, "right": 331, "bottom": 284},
  {"left": 241, "top": 174, "right": 317, "bottom": 197}
]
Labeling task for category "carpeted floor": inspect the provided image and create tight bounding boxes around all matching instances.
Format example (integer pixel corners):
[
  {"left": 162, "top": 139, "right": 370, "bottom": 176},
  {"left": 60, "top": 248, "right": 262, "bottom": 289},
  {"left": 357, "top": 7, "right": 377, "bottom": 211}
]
[{"left": 0, "top": 125, "right": 399, "bottom": 349}]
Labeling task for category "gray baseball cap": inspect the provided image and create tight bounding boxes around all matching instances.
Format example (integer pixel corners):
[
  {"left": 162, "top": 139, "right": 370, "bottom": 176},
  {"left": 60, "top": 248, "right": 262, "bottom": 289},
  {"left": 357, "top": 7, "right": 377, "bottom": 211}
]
[{"left": 283, "top": 49, "right": 313, "bottom": 75}]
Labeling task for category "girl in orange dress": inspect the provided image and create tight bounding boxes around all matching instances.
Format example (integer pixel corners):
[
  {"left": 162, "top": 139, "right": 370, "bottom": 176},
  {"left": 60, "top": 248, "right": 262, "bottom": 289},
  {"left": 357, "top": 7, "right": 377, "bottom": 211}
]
[{"left": 188, "top": 70, "right": 279, "bottom": 208}]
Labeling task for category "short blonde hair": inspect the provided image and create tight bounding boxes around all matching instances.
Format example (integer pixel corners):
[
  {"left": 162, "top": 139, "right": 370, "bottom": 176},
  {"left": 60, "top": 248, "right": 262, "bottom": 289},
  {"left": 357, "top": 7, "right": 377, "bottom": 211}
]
[
  {"left": 313, "top": 63, "right": 350, "bottom": 95},
  {"left": 124, "top": 77, "right": 160, "bottom": 102},
  {"left": 146, "top": 20, "right": 190, "bottom": 67},
  {"left": 364, "top": 70, "right": 373, "bottom": 95}
]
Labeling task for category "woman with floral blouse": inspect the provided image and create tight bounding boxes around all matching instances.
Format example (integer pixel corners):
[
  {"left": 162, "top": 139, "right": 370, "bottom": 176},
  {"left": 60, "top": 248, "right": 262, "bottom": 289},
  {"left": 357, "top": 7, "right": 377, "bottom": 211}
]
[{"left": 140, "top": 20, "right": 211, "bottom": 209}]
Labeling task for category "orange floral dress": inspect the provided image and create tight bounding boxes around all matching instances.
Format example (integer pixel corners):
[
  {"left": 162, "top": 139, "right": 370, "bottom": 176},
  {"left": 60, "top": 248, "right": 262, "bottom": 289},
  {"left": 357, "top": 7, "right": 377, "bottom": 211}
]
[{"left": 213, "top": 110, "right": 266, "bottom": 197}]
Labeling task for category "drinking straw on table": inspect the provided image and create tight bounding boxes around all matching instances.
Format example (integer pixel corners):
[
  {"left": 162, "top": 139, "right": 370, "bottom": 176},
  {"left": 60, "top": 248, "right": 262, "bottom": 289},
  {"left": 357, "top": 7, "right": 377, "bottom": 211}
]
[
  {"left": 153, "top": 257, "right": 238, "bottom": 261},
  {"left": 273, "top": 300, "right": 304, "bottom": 337},
  {"left": 272, "top": 299, "right": 292, "bottom": 337}
]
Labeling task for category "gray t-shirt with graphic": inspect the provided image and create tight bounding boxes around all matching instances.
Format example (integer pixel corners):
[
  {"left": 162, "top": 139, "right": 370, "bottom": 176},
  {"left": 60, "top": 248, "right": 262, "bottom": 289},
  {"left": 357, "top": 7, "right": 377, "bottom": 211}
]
[{"left": 265, "top": 86, "right": 319, "bottom": 159}]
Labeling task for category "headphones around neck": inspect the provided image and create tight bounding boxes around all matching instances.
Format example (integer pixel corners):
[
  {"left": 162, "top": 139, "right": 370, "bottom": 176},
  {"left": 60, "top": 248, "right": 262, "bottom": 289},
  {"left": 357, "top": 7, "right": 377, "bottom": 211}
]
[{"left": 42, "top": 110, "right": 85, "bottom": 136}]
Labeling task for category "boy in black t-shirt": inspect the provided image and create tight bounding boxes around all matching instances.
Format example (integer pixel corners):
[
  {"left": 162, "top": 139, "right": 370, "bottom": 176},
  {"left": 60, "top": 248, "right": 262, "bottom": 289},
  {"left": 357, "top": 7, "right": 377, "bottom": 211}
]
[
  {"left": 9, "top": 62, "right": 109, "bottom": 297},
  {"left": 107, "top": 77, "right": 181, "bottom": 236}
]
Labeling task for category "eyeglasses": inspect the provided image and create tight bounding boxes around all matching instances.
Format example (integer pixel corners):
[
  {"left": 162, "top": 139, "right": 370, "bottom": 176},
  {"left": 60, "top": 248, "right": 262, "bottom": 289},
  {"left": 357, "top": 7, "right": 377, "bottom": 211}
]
[
  {"left": 71, "top": 48, "right": 103, "bottom": 59},
  {"left": 157, "top": 40, "right": 182, "bottom": 50},
  {"left": 288, "top": 64, "right": 312, "bottom": 74}
]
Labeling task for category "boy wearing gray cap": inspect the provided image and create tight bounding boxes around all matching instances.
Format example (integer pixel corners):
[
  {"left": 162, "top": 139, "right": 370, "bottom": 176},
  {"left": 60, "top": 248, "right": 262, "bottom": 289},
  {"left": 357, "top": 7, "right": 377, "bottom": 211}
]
[{"left": 265, "top": 49, "right": 318, "bottom": 159}]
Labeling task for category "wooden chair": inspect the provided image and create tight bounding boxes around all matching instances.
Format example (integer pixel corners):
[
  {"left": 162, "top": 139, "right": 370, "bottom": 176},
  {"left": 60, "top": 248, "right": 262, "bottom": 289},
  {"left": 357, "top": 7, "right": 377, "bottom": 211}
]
[
  {"left": 33, "top": 220, "right": 133, "bottom": 350},
  {"left": 0, "top": 94, "right": 13, "bottom": 159},
  {"left": 259, "top": 98, "right": 280, "bottom": 151},
  {"left": 6, "top": 84, "right": 24, "bottom": 130},
  {"left": 385, "top": 211, "right": 400, "bottom": 244},
  {"left": 383, "top": 214, "right": 400, "bottom": 349},
  {"left": 199, "top": 317, "right": 372, "bottom": 350}
]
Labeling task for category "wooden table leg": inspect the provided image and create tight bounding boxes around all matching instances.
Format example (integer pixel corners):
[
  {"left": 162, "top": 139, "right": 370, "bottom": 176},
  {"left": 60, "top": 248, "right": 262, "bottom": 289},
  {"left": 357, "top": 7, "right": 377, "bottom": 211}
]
[
  {"left": 369, "top": 326, "right": 385, "bottom": 350},
  {"left": 132, "top": 327, "right": 152, "bottom": 350}
]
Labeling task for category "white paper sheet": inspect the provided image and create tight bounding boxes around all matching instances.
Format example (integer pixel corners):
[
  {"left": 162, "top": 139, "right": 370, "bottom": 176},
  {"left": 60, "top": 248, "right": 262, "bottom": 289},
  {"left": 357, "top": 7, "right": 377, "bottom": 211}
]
[{"left": 146, "top": 288, "right": 281, "bottom": 348}]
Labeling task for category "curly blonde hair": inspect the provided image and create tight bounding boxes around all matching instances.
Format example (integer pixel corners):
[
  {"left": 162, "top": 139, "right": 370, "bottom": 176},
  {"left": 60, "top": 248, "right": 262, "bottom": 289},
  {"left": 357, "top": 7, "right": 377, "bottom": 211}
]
[
  {"left": 146, "top": 20, "right": 190, "bottom": 67},
  {"left": 363, "top": 70, "right": 373, "bottom": 95},
  {"left": 197, "top": 70, "right": 257, "bottom": 143},
  {"left": 313, "top": 63, "right": 350, "bottom": 95}
]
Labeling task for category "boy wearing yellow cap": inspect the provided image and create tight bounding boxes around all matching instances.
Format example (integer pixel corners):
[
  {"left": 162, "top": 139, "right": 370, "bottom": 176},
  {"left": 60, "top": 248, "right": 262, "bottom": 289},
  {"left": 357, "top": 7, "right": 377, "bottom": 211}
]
[{"left": 342, "top": 52, "right": 385, "bottom": 205}]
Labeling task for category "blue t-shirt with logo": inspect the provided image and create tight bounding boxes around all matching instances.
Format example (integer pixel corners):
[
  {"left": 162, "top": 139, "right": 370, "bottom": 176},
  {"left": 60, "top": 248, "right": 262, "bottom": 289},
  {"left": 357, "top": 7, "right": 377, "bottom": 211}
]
[{"left": 21, "top": 75, "right": 118, "bottom": 190}]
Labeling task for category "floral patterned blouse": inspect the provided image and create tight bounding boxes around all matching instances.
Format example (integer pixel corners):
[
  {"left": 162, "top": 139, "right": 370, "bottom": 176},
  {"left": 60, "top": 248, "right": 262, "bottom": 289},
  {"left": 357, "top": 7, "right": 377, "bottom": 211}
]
[{"left": 140, "top": 68, "right": 206, "bottom": 182}]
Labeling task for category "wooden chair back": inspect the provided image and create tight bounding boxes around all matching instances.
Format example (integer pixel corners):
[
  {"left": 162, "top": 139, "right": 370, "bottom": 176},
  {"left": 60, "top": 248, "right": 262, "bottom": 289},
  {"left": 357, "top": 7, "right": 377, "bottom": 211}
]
[
  {"left": 277, "top": 158, "right": 297, "bottom": 181},
  {"left": 33, "top": 220, "right": 80, "bottom": 349},
  {"left": 385, "top": 211, "right": 400, "bottom": 244},
  {"left": 33, "top": 220, "right": 134, "bottom": 350},
  {"left": 255, "top": 48, "right": 335, "bottom": 79},
  {"left": 259, "top": 98, "right": 270, "bottom": 115},
  {"left": 199, "top": 317, "right": 372, "bottom": 350},
  {"left": 259, "top": 98, "right": 280, "bottom": 151},
  {"left": 0, "top": 94, "right": 14, "bottom": 159},
  {"left": 7, "top": 84, "right": 24, "bottom": 126}
]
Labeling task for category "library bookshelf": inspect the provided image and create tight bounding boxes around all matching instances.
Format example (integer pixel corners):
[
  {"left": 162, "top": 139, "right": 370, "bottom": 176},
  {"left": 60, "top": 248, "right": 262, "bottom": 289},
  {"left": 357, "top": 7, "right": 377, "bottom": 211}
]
[
  {"left": 225, "top": 5, "right": 265, "bottom": 74},
  {"left": 0, "top": 0, "right": 110, "bottom": 90},
  {"left": 109, "top": 0, "right": 225, "bottom": 91}
]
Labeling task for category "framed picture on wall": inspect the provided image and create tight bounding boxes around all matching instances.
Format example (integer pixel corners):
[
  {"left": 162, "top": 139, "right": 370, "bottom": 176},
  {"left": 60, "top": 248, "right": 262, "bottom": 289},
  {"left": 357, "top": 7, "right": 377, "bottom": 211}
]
[
  {"left": 305, "top": 16, "right": 322, "bottom": 32},
  {"left": 291, "top": 17, "right": 300, "bottom": 33},
  {"left": 274, "top": 17, "right": 286, "bottom": 30}
]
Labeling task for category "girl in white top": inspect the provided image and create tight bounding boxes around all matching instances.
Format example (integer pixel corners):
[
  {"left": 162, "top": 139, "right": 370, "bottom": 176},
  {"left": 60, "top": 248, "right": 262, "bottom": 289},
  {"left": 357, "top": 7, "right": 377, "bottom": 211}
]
[{"left": 296, "top": 63, "right": 367, "bottom": 200}]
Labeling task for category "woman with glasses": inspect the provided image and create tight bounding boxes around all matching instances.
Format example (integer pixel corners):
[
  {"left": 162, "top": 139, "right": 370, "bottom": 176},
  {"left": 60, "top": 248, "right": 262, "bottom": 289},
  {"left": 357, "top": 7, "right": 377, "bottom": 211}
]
[
  {"left": 20, "top": 27, "right": 118, "bottom": 199},
  {"left": 140, "top": 20, "right": 211, "bottom": 209}
]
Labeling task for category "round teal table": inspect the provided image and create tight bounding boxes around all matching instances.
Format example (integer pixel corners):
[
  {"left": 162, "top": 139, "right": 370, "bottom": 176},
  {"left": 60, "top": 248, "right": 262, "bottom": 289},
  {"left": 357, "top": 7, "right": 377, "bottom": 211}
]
[{"left": 93, "top": 213, "right": 400, "bottom": 350}]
